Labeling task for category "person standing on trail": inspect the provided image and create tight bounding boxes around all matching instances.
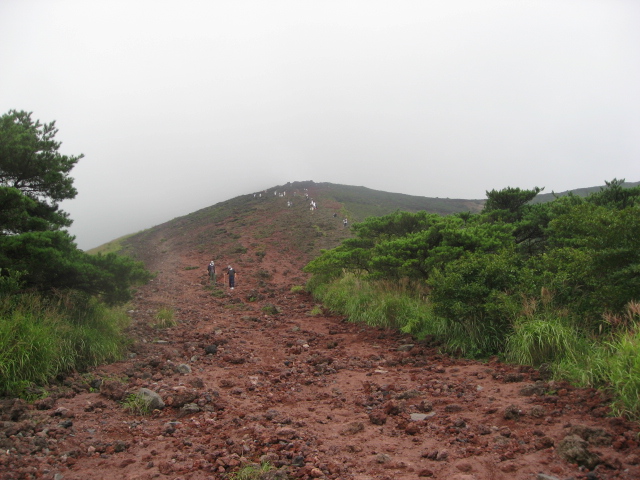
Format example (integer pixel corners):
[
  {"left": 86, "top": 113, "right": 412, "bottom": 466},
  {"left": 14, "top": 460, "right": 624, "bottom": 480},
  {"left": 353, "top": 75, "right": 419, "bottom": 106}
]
[
  {"left": 343, "top": 218, "right": 348, "bottom": 227},
  {"left": 226, "top": 265, "right": 236, "bottom": 290},
  {"left": 207, "top": 260, "right": 216, "bottom": 284}
]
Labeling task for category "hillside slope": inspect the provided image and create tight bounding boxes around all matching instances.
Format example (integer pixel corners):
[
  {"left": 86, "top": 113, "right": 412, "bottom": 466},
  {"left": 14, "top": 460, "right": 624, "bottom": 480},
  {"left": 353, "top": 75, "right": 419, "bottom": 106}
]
[
  {"left": 119, "top": 180, "right": 484, "bottom": 263},
  {"left": 3, "top": 181, "right": 640, "bottom": 480}
]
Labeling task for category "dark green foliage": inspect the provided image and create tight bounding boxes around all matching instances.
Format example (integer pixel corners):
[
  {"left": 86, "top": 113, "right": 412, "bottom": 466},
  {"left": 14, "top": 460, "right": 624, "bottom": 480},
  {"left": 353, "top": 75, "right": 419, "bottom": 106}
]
[
  {"left": 306, "top": 180, "right": 640, "bottom": 358},
  {"left": 0, "top": 110, "right": 82, "bottom": 234},
  {"left": 0, "top": 110, "right": 151, "bottom": 304}
]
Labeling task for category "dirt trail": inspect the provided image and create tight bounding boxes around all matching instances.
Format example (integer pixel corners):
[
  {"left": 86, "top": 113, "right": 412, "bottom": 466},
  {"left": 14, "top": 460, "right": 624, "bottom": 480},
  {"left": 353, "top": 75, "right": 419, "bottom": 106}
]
[{"left": 2, "top": 221, "right": 640, "bottom": 480}]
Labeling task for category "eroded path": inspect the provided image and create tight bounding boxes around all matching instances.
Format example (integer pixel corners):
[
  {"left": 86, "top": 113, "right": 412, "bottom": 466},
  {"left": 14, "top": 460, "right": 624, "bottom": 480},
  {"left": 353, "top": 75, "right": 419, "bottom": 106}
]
[{"left": 2, "top": 226, "right": 640, "bottom": 480}]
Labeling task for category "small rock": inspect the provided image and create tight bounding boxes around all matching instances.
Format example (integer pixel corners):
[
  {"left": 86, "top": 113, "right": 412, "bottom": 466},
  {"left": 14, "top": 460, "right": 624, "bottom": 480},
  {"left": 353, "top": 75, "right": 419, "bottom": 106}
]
[
  {"left": 310, "top": 467, "right": 324, "bottom": 478},
  {"left": 369, "top": 411, "right": 387, "bottom": 425},
  {"left": 503, "top": 404, "right": 521, "bottom": 420},
  {"left": 137, "top": 388, "right": 165, "bottom": 410},
  {"left": 536, "top": 474, "right": 561, "bottom": 480},
  {"left": 410, "top": 413, "right": 429, "bottom": 421},
  {"left": 444, "top": 404, "right": 462, "bottom": 413},
  {"left": 175, "top": 364, "right": 192, "bottom": 374},
  {"left": 397, "top": 344, "right": 415, "bottom": 352},
  {"left": 292, "top": 455, "right": 305, "bottom": 467},
  {"left": 178, "top": 403, "right": 201, "bottom": 417},
  {"left": 556, "top": 434, "right": 601, "bottom": 469},
  {"left": 341, "top": 422, "right": 365, "bottom": 435}
]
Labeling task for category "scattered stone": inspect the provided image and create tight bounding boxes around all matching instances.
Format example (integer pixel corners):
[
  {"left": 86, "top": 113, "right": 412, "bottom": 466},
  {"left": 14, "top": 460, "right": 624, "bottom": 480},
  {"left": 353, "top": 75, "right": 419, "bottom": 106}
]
[
  {"left": 188, "top": 377, "right": 205, "bottom": 388},
  {"left": 445, "top": 404, "right": 462, "bottom": 413},
  {"left": 397, "top": 344, "right": 414, "bottom": 352},
  {"left": 34, "top": 397, "right": 55, "bottom": 410},
  {"left": 504, "top": 373, "right": 525, "bottom": 383},
  {"left": 503, "top": 404, "right": 521, "bottom": 420},
  {"left": 175, "top": 363, "right": 192, "bottom": 374},
  {"left": 536, "top": 474, "right": 561, "bottom": 480},
  {"left": 533, "top": 436, "right": 555, "bottom": 450},
  {"left": 396, "top": 389, "right": 421, "bottom": 399},
  {"left": 137, "top": 388, "right": 165, "bottom": 410},
  {"left": 369, "top": 411, "right": 387, "bottom": 425},
  {"left": 164, "top": 388, "right": 198, "bottom": 408},
  {"left": 309, "top": 467, "right": 324, "bottom": 478},
  {"left": 100, "top": 380, "right": 127, "bottom": 401},
  {"left": 418, "top": 469, "right": 434, "bottom": 477},
  {"left": 556, "top": 434, "right": 601, "bottom": 469},
  {"left": 383, "top": 401, "right": 401, "bottom": 416},
  {"left": 204, "top": 344, "right": 218, "bottom": 355},
  {"left": 530, "top": 405, "right": 546, "bottom": 418},
  {"left": 410, "top": 413, "right": 429, "bottom": 421},
  {"left": 58, "top": 419, "right": 73, "bottom": 428},
  {"left": 405, "top": 423, "right": 420, "bottom": 435},
  {"left": 375, "top": 454, "right": 391, "bottom": 464},
  {"left": 178, "top": 403, "right": 201, "bottom": 417},
  {"left": 569, "top": 424, "right": 613, "bottom": 446},
  {"left": 341, "top": 422, "right": 365, "bottom": 435},
  {"left": 418, "top": 400, "right": 433, "bottom": 412},
  {"left": 520, "top": 381, "right": 547, "bottom": 396}
]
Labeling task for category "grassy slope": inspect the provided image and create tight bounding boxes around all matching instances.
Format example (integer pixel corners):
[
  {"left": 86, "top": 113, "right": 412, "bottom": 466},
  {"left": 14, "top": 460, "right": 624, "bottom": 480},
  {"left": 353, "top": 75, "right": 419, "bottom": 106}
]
[
  {"left": 104, "top": 179, "right": 639, "bottom": 262},
  {"left": 116, "top": 181, "right": 485, "bottom": 263}
]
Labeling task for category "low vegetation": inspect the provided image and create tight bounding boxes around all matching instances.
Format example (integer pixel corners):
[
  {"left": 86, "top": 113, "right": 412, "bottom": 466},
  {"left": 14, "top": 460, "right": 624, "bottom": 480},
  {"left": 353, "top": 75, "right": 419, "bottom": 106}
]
[
  {"left": 153, "top": 306, "right": 177, "bottom": 328},
  {"left": 305, "top": 179, "right": 640, "bottom": 419},
  {"left": 0, "top": 292, "right": 131, "bottom": 396},
  {"left": 0, "top": 109, "right": 151, "bottom": 396}
]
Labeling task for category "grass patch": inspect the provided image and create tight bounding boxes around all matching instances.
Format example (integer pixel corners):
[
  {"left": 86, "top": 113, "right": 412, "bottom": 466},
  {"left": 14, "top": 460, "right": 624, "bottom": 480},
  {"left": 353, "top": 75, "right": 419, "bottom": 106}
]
[
  {"left": 0, "top": 292, "right": 130, "bottom": 397},
  {"left": 290, "top": 285, "right": 305, "bottom": 294},
  {"left": 227, "top": 462, "right": 274, "bottom": 480},
  {"left": 122, "top": 393, "right": 152, "bottom": 415},
  {"left": 261, "top": 304, "right": 280, "bottom": 315},
  {"left": 153, "top": 307, "right": 177, "bottom": 328}
]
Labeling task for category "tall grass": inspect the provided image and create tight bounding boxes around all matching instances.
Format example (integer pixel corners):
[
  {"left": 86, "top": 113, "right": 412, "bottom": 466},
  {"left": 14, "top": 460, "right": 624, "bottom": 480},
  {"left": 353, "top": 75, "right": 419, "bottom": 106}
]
[
  {"left": 505, "top": 308, "right": 587, "bottom": 366},
  {"left": 311, "top": 273, "right": 433, "bottom": 330},
  {"left": 0, "top": 292, "right": 130, "bottom": 396},
  {"left": 604, "top": 327, "right": 640, "bottom": 418}
]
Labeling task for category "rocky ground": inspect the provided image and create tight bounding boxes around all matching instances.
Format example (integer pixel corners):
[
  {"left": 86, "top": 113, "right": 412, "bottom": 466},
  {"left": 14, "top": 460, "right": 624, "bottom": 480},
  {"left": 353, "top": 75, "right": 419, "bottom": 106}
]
[{"left": 2, "top": 212, "right": 640, "bottom": 480}]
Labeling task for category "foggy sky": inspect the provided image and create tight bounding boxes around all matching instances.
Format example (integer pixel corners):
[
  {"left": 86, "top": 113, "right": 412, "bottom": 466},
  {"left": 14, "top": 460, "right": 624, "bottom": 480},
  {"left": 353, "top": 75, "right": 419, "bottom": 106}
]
[{"left": 1, "top": 1, "right": 639, "bottom": 250}]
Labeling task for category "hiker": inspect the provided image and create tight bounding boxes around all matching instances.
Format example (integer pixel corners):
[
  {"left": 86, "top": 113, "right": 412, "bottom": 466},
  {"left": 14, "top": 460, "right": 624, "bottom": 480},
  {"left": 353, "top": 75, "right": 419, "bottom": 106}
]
[
  {"left": 343, "top": 218, "right": 348, "bottom": 227},
  {"left": 225, "top": 265, "right": 236, "bottom": 290},
  {"left": 207, "top": 260, "right": 216, "bottom": 284}
]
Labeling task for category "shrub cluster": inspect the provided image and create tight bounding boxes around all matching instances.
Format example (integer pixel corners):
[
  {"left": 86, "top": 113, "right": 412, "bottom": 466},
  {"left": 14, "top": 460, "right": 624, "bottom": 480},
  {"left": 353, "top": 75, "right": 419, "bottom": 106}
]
[{"left": 305, "top": 179, "right": 640, "bottom": 418}]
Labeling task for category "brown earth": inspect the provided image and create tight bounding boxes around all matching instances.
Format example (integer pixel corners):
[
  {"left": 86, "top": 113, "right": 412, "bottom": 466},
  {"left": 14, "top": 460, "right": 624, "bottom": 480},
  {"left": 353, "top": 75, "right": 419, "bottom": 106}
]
[{"left": 2, "top": 189, "right": 640, "bottom": 480}]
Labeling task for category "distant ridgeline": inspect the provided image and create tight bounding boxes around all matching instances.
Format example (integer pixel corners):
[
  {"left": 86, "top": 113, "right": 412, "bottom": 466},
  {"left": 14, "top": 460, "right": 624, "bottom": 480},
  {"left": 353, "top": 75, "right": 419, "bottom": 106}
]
[{"left": 531, "top": 180, "right": 640, "bottom": 204}]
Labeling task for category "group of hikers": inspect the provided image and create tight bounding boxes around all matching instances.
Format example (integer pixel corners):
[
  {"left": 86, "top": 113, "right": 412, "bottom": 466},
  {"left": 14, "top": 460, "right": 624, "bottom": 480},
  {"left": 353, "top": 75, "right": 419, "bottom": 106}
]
[{"left": 207, "top": 260, "right": 236, "bottom": 290}]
